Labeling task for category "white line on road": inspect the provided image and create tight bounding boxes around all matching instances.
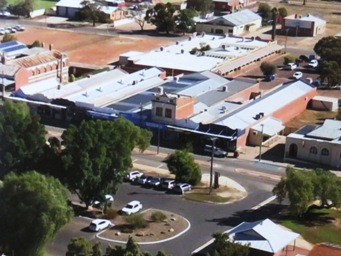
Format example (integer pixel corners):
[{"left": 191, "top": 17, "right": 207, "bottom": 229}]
[{"left": 251, "top": 195, "right": 277, "bottom": 210}]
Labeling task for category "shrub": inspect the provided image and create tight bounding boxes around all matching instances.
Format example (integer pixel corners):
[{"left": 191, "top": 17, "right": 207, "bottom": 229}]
[
  {"left": 105, "top": 208, "right": 118, "bottom": 220},
  {"left": 124, "top": 214, "right": 149, "bottom": 229},
  {"left": 150, "top": 211, "right": 167, "bottom": 222},
  {"left": 284, "top": 55, "right": 296, "bottom": 65},
  {"left": 260, "top": 61, "right": 277, "bottom": 76}
]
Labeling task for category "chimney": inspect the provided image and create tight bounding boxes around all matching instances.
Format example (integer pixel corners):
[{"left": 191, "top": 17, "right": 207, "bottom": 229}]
[
  {"left": 49, "top": 44, "right": 53, "bottom": 51},
  {"left": 158, "top": 87, "right": 164, "bottom": 94}
]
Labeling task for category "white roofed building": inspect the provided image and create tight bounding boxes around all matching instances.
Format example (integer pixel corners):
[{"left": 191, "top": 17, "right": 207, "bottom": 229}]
[
  {"left": 196, "top": 9, "right": 262, "bottom": 36},
  {"left": 285, "top": 119, "right": 341, "bottom": 169}
]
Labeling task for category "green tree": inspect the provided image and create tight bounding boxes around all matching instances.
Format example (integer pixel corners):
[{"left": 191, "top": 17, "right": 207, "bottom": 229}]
[
  {"left": 210, "top": 232, "right": 250, "bottom": 256},
  {"left": 7, "top": 0, "right": 33, "bottom": 17},
  {"left": 145, "top": 3, "right": 176, "bottom": 35},
  {"left": 314, "top": 37, "right": 341, "bottom": 86},
  {"left": 60, "top": 118, "right": 151, "bottom": 208},
  {"left": 166, "top": 150, "right": 201, "bottom": 185},
  {"left": 0, "top": 0, "right": 7, "bottom": 10},
  {"left": 92, "top": 242, "right": 102, "bottom": 256},
  {"left": 257, "top": 2, "right": 272, "bottom": 22},
  {"left": 260, "top": 61, "right": 277, "bottom": 76},
  {"left": 1, "top": 32, "right": 17, "bottom": 43},
  {"left": 273, "top": 167, "right": 341, "bottom": 217},
  {"left": 175, "top": 9, "right": 196, "bottom": 35},
  {"left": 278, "top": 7, "right": 288, "bottom": 18},
  {"left": 125, "top": 236, "right": 142, "bottom": 255},
  {"left": 196, "top": 0, "right": 214, "bottom": 17},
  {"left": 0, "top": 171, "right": 73, "bottom": 256},
  {"left": 79, "top": 0, "right": 110, "bottom": 26},
  {"left": 66, "top": 237, "right": 92, "bottom": 256},
  {"left": 0, "top": 101, "right": 46, "bottom": 176},
  {"left": 283, "top": 54, "right": 296, "bottom": 65}
]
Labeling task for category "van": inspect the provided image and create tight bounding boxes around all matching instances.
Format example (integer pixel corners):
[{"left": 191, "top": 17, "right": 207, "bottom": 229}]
[{"left": 204, "top": 145, "right": 228, "bottom": 158}]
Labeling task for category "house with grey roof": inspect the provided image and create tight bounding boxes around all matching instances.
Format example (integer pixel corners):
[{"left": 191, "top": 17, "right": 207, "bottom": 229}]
[
  {"left": 285, "top": 119, "right": 341, "bottom": 169},
  {"left": 196, "top": 9, "right": 262, "bottom": 36}
]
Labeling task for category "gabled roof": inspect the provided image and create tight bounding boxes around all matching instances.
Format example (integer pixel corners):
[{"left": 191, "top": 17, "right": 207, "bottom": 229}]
[
  {"left": 208, "top": 9, "right": 262, "bottom": 26},
  {"left": 7, "top": 50, "right": 66, "bottom": 68},
  {"left": 228, "top": 219, "right": 300, "bottom": 253}
]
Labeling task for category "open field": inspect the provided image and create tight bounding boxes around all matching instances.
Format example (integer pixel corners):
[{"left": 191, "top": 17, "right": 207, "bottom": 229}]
[
  {"left": 11, "top": 26, "right": 169, "bottom": 67},
  {"left": 7, "top": 0, "right": 57, "bottom": 10},
  {"left": 277, "top": 208, "right": 341, "bottom": 244}
]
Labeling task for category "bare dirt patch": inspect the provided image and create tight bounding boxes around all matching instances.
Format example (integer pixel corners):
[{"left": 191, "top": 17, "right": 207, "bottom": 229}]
[
  {"left": 12, "top": 27, "right": 169, "bottom": 67},
  {"left": 100, "top": 209, "right": 189, "bottom": 243}
]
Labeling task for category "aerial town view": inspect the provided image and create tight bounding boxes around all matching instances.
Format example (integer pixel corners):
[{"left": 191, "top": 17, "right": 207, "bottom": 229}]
[{"left": 0, "top": 0, "right": 341, "bottom": 255}]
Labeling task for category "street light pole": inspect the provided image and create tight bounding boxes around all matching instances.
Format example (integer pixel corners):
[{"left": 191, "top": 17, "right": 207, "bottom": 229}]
[
  {"left": 157, "top": 124, "right": 160, "bottom": 154},
  {"left": 209, "top": 137, "right": 217, "bottom": 194},
  {"left": 258, "top": 124, "right": 264, "bottom": 162}
]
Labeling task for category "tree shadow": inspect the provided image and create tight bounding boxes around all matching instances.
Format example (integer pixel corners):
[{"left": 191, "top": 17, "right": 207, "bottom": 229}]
[{"left": 205, "top": 203, "right": 287, "bottom": 227}]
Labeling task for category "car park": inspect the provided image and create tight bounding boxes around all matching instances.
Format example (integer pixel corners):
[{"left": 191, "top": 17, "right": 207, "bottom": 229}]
[
  {"left": 148, "top": 177, "right": 164, "bottom": 187},
  {"left": 121, "top": 200, "right": 142, "bottom": 215},
  {"left": 293, "top": 71, "right": 303, "bottom": 79},
  {"left": 308, "top": 59, "right": 318, "bottom": 68},
  {"left": 160, "top": 179, "right": 175, "bottom": 190},
  {"left": 287, "top": 62, "right": 298, "bottom": 70},
  {"left": 204, "top": 144, "right": 227, "bottom": 158},
  {"left": 89, "top": 219, "right": 111, "bottom": 232},
  {"left": 125, "top": 170, "right": 144, "bottom": 181},
  {"left": 137, "top": 175, "right": 153, "bottom": 185},
  {"left": 172, "top": 183, "right": 192, "bottom": 194}
]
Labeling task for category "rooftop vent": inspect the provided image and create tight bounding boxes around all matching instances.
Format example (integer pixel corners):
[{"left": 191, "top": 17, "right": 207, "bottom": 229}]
[
  {"left": 181, "top": 49, "right": 184, "bottom": 54},
  {"left": 202, "top": 32, "right": 205, "bottom": 37},
  {"left": 176, "top": 41, "right": 179, "bottom": 45},
  {"left": 97, "top": 87, "right": 102, "bottom": 92},
  {"left": 160, "top": 47, "right": 163, "bottom": 51},
  {"left": 222, "top": 86, "right": 228, "bottom": 92},
  {"left": 83, "top": 91, "right": 88, "bottom": 97},
  {"left": 189, "top": 36, "right": 192, "bottom": 41}
]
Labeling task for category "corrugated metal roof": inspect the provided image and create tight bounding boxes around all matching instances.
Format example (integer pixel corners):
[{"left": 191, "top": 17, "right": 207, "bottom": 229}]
[
  {"left": 228, "top": 219, "right": 300, "bottom": 253},
  {"left": 307, "top": 119, "right": 341, "bottom": 140},
  {"left": 8, "top": 50, "right": 66, "bottom": 68},
  {"left": 215, "top": 9, "right": 262, "bottom": 26},
  {"left": 252, "top": 117, "right": 284, "bottom": 136}
]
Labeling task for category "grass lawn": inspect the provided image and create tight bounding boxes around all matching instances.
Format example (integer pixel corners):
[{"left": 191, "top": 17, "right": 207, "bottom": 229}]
[
  {"left": 6, "top": 0, "right": 57, "bottom": 10},
  {"left": 277, "top": 208, "right": 341, "bottom": 244}
]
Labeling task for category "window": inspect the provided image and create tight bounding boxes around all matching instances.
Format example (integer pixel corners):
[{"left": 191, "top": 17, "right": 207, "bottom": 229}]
[
  {"left": 309, "top": 146, "right": 317, "bottom": 154},
  {"left": 321, "top": 148, "right": 329, "bottom": 156},
  {"left": 165, "top": 108, "right": 172, "bottom": 118},
  {"left": 155, "top": 107, "right": 162, "bottom": 117}
]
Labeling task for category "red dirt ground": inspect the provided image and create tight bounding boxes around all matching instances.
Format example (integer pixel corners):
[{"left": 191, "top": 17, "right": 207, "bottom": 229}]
[{"left": 13, "top": 27, "right": 169, "bottom": 67}]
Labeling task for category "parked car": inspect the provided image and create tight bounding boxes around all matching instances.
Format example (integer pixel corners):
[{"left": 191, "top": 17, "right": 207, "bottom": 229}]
[
  {"left": 148, "top": 177, "right": 164, "bottom": 187},
  {"left": 204, "top": 144, "right": 227, "bottom": 158},
  {"left": 308, "top": 59, "right": 318, "bottom": 68},
  {"left": 121, "top": 200, "right": 142, "bottom": 215},
  {"left": 125, "top": 170, "right": 144, "bottom": 181},
  {"left": 89, "top": 219, "right": 111, "bottom": 232},
  {"left": 91, "top": 194, "right": 114, "bottom": 208},
  {"left": 172, "top": 183, "right": 192, "bottom": 194},
  {"left": 287, "top": 62, "right": 298, "bottom": 70},
  {"left": 293, "top": 71, "right": 303, "bottom": 79},
  {"left": 15, "top": 25, "right": 25, "bottom": 31},
  {"left": 137, "top": 175, "right": 153, "bottom": 185},
  {"left": 160, "top": 179, "right": 175, "bottom": 190}
]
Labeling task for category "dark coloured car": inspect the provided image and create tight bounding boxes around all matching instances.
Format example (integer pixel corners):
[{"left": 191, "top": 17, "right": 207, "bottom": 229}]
[{"left": 137, "top": 175, "right": 153, "bottom": 185}]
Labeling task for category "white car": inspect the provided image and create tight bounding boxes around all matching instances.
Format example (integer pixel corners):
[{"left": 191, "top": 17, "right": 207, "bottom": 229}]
[
  {"left": 287, "top": 62, "right": 298, "bottom": 70},
  {"left": 15, "top": 25, "right": 25, "bottom": 31},
  {"left": 293, "top": 71, "right": 303, "bottom": 79},
  {"left": 92, "top": 194, "right": 114, "bottom": 207},
  {"left": 89, "top": 219, "right": 111, "bottom": 232},
  {"left": 121, "top": 200, "right": 142, "bottom": 215},
  {"left": 308, "top": 59, "right": 318, "bottom": 68},
  {"left": 172, "top": 183, "right": 192, "bottom": 194},
  {"left": 125, "top": 170, "right": 144, "bottom": 181}
]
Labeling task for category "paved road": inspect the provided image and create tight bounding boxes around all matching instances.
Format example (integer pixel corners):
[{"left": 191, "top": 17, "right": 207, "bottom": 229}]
[{"left": 45, "top": 126, "right": 286, "bottom": 255}]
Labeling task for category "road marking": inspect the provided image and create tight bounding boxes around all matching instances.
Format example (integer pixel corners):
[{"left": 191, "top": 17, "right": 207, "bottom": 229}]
[{"left": 251, "top": 195, "right": 277, "bottom": 210}]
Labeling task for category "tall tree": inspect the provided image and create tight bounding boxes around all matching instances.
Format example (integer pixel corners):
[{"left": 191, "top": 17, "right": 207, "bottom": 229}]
[
  {"left": 273, "top": 167, "right": 341, "bottom": 217},
  {"left": 0, "top": 171, "right": 73, "bottom": 256},
  {"left": 0, "top": 0, "right": 7, "bottom": 11},
  {"left": 7, "top": 0, "right": 33, "bottom": 17},
  {"left": 314, "top": 36, "right": 341, "bottom": 86},
  {"left": 0, "top": 101, "right": 46, "bottom": 177},
  {"left": 66, "top": 237, "right": 92, "bottom": 256},
  {"left": 145, "top": 3, "right": 176, "bottom": 35},
  {"left": 257, "top": 3, "right": 272, "bottom": 22},
  {"left": 260, "top": 61, "right": 277, "bottom": 76},
  {"left": 60, "top": 118, "right": 151, "bottom": 208},
  {"left": 196, "top": 0, "right": 214, "bottom": 17},
  {"left": 79, "top": 0, "right": 109, "bottom": 26},
  {"left": 166, "top": 150, "right": 201, "bottom": 185},
  {"left": 175, "top": 9, "right": 196, "bottom": 35},
  {"left": 210, "top": 232, "right": 250, "bottom": 256}
]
